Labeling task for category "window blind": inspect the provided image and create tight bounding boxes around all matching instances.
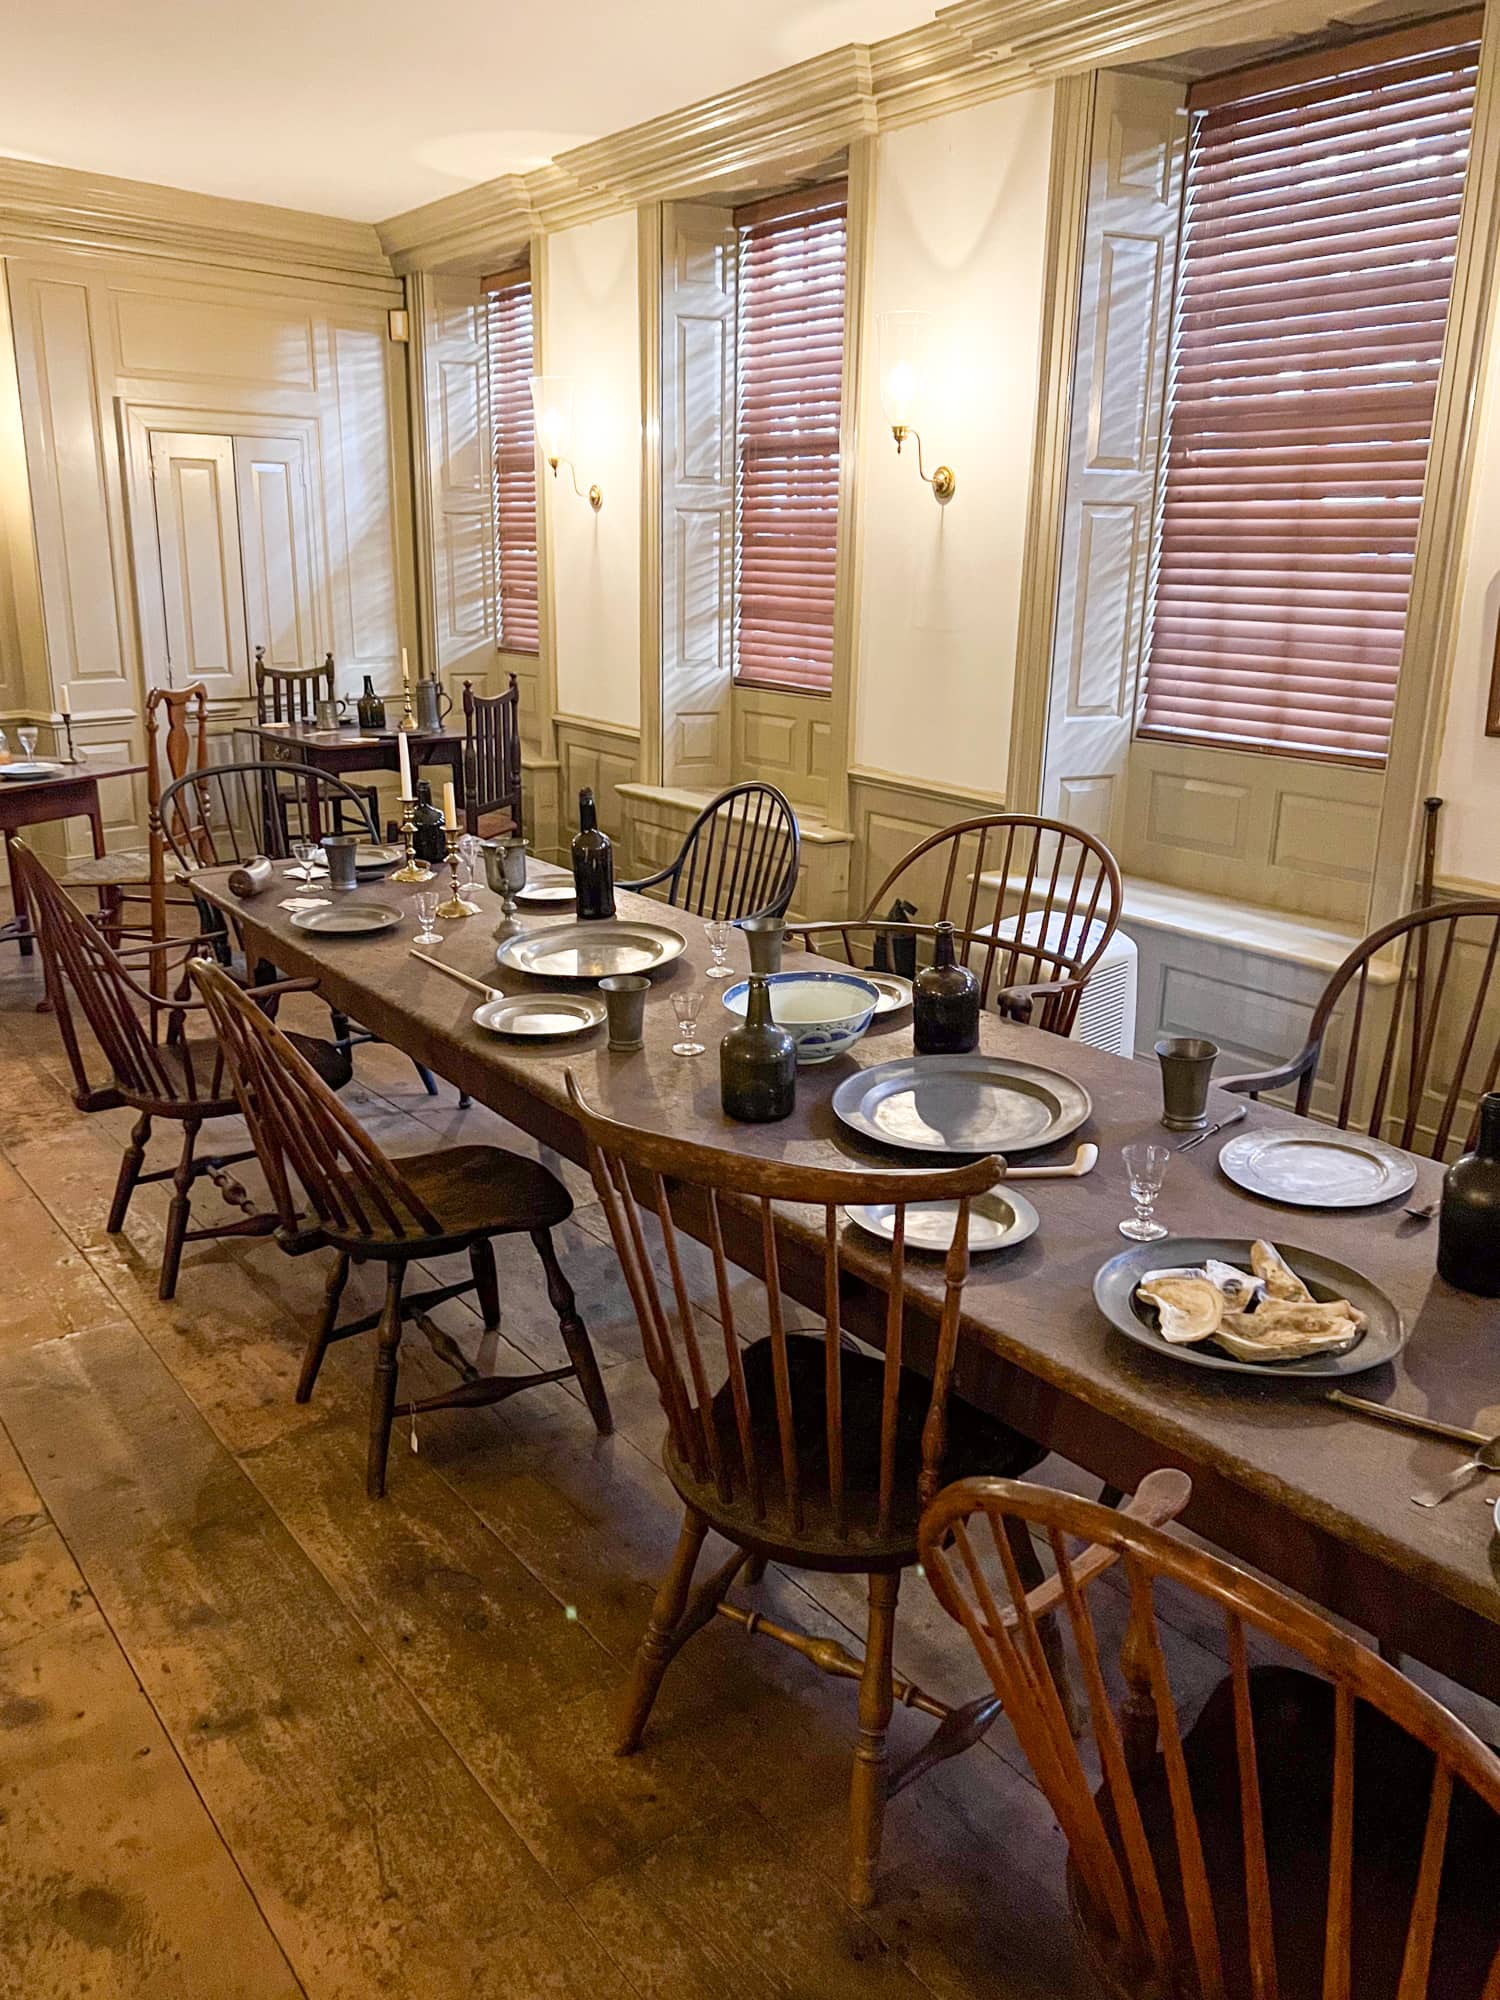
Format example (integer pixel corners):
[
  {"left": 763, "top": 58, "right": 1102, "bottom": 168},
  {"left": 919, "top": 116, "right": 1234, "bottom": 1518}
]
[
  {"left": 1141, "top": 15, "right": 1480, "bottom": 765},
  {"left": 734, "top": 185, "right": 848, "bottom": 695},
  {"left": 485, "top": 270, "right": 539, "bottom": 655}
]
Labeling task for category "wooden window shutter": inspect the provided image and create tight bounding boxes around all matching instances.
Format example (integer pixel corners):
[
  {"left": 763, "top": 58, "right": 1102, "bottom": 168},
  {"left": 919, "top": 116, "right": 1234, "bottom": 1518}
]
[
  {"left": 734, "top": 184, "right": 848, "bottom": 695},
  {"left": 485, "top": 270, "right": 540, "bottom": 655},
  {"left": 1141, "top": 15, "right": 1482, "bottom": 764}
]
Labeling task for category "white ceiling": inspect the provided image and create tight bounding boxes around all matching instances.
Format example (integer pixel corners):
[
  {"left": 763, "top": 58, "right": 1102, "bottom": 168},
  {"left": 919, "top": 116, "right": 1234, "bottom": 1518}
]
[{"left": 1, "top": 0, "right": 932, "bottom": 222}]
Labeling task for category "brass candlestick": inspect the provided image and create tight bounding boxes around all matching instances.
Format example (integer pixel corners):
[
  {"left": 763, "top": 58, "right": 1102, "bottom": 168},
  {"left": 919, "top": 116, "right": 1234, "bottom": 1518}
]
[
  {"left": 60, "top": 712, "right": 80, "bottom": 764},
  {"left": 398, "top": 686, "right": 418, "bottom": 732},
  {"left": 390, "top": 797, "right": 434, "bottom": 883},
  {"left": 436, "top": 828, "right": 481, "bottom": 918}
]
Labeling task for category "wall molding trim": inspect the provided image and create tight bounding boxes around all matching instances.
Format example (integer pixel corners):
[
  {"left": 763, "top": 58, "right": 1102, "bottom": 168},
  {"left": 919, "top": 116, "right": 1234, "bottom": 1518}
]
[{"left": 0, "top": 157, "right": 397, "bottom": 291}]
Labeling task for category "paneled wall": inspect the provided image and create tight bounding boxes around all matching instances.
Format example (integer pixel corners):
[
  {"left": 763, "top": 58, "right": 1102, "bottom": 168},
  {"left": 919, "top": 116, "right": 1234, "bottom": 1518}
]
[{"left": 0, "top": 245, "right": 415, "bottom": 856}]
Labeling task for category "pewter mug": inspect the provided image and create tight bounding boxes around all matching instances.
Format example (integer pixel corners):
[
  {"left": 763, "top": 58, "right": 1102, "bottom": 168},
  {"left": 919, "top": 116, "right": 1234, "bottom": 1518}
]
[
  {"left": 600, "top": 974, "right": 649, "bottom": 1051},
  {"left": 413, "top": 677, "right": 452, "bottom": 733},
  {"left": 738, "top": 914, "right": 786, "bottom": 977},
  {"left": 321, "top": 833, "right": 360, "bottom": 891},
  {"left": 1155, "top": 1036, "right": 1219, "bottom": 1132}
]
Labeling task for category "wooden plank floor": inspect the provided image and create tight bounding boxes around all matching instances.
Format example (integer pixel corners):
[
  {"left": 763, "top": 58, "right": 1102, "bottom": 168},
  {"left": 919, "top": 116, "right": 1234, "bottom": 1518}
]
[{"left": 0, "top": 937, "right": 1481, "bottom": 1997}]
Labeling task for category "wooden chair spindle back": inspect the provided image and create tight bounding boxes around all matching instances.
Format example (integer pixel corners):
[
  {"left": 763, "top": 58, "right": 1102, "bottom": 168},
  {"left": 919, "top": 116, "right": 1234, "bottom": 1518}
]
[
  {"left": 461, "top": 675, "right": 523, "bottom": 837},
  {"left": 628, "top": 782, "right": 800, "bottom": 923},
  {"left": 254, "top": 646, "right": 335, "bottom": 725}
]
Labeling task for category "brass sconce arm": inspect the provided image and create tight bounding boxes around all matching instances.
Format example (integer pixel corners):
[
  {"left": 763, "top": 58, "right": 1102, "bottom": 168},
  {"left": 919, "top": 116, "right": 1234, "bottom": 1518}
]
[
  {"left": 891, "top": 424, "right": 955, "bottom": 502},
  {"left": 546, "top": 455, "right": 603, "bottom": 510}
]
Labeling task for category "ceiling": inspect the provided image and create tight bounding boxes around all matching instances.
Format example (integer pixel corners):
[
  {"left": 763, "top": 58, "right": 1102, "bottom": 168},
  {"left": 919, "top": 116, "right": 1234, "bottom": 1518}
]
[{"left": 0, "top": 0, "right": 931, "bottom": 223}]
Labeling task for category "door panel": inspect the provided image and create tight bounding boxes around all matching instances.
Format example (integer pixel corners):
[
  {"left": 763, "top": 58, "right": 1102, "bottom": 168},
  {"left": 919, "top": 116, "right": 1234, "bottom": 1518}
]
[
  {"left": 234, "top": 434, "right": 319, "bottom": 674},
  {"left": 149, "top": 430, "right": 248, "bottom": 700}
]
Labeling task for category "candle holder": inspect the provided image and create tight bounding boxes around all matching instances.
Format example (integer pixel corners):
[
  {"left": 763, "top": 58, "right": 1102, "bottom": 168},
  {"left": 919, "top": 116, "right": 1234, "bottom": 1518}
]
[
  {"left": 390, "top": 796, "right": 435, "bottom": 883},
  {"left": 398, "top": 686, "right": 418, "bottom": 732},
  {"left": 436, "top": 828, "right": 481, "bottom": 918},
  {"left": 60, "top": 712, "right": 81, "bottom": 764}
]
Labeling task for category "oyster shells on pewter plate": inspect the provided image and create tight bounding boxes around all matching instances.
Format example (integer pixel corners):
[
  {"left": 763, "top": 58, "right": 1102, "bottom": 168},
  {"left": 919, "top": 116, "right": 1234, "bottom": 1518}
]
[{"left": 1135, "top": 1240, "right": 1366, "bottom": 1363}]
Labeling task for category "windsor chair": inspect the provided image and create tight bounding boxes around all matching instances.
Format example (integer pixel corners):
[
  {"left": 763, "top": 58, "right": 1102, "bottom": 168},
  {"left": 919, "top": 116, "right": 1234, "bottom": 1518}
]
[
  {"left": 566, "top": 1076, "right": 1180, "bottom": 1907},
  {"left": 60, "top": 681, "right": 209, "bottom": 944},
  {"left": 920, "top": 1479, "right": 1500, "bottom": 2000},
  {"left": 828, "top": 814, "right": 1122, "bottom": 1032},
  {"left": 460, "top": 675, "right": 523, "bottom": 839},
  {"left": 15, "top": 841, "right": 350, "bottom": 1299},
  {"left": 620, "top": 781, "right": 800, "bottom": 922},
  {"left": 1222, "top": 899, "right": 1500, "bottom": 1158},
  {"left": 191, "top": 961, "right": 610, "bottom": 1498}
]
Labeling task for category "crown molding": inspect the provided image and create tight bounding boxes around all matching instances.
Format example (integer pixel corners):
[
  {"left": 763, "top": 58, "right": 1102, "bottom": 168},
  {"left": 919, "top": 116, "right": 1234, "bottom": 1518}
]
[{"left": 0, "top": 154, "right": 397, "bottom": 289}]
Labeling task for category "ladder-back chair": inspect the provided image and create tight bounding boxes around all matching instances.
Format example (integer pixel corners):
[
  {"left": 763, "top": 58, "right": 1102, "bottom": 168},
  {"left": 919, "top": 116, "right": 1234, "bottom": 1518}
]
[
  {"left": 844, "top": 813, "right": 1123, "bottom": 1033},
  {"left": 461, "top": 675, "right": 523, "bottom": 839},
  {"left": 254, "top": 646, "right": 336, "bottom": 725},
  {"left": 60, "top": 681, "right": 209, "bottom": 944},
  {"left": 191, "top": 961, "right": 610, "bottom": 1498},
  {"left": 620, "top": 781, "right": 799, "bottom": 922},
  {"left": 1222, "top": 899, "right": 1500, "bottom": 1159},
  {"left": 920, "top": 1479, "right": 1500, "bottom": 2000},
  {"left": 15, "top": 841, "right": 349, "bottom": 1299},
  {"left": 567, "top": 1076, "right": 1185, "bottom": 1907}
]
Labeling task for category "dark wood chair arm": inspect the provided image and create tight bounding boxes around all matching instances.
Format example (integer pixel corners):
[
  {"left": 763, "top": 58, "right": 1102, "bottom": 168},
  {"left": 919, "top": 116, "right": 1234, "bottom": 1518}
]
[
  {"left": 993, "top": 978, "right": 1074, "bottom": 1025},
  {"left": 1217, "top": 1041, "right": 1321, "bottom": 1099}
]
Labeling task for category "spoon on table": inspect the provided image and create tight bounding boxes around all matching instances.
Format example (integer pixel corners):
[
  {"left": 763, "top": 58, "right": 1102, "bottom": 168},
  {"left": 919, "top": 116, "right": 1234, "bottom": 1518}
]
[
  {"left": 1412, "top": 1435, "right": 1500, "bottom": 1509},
  {"left": 1006, "top": 1143, "right": 1099, "bottom": 1182}
]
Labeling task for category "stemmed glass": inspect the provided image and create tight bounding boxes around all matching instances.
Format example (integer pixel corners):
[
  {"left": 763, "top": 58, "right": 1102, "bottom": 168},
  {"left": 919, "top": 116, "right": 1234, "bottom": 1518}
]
[
  {"left": 17, "top": 727, "right": 38, "bottom": 763},
  {"left": 704, "top": 920, "right": 733, "bottom": 980},
  {"left": 670, "top": 988, "right": 704, "bottom": 1056},
  {"left": 288, "top": 838, "right": 320, "bottom": 883},
  {"left": 1120, "top": 1143, "right": 1170, "bottom": 1241},
  {"left": 456, "top": 833, "right": 482, "bottom": 897},
  {"left": 414, "top": 889, "right": 442, "bottom": 946}
]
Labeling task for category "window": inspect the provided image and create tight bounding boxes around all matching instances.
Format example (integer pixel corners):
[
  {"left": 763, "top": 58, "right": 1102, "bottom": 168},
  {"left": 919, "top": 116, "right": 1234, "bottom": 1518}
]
[
  {"left": 733, "top": 185, "right": 848, "bottom": 695},
  {"left": 485, "top": 268, "right": 539, "bottom": 654},
  {"left": 1142, "top": 16, "right": 1480, "bottom": 765}
]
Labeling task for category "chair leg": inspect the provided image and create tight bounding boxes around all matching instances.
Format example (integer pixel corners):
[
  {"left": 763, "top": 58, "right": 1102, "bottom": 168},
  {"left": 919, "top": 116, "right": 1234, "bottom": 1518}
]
[
  {"left": 297, "top": 1251, "right": 350, "bottom": 1404},
  {"left": 107, "top": 1112, "right": 151, "bottom": 1234},
  {"left": 159, "top": 1119, "right": 201, "bottom": 1300},
  {"left": 367, "top": 1263, "right": 406, "bottom": 1499},
  {"left": 1003, "top": 1514, "right": 1083, "bottom": 1737},
  {"left": 849, "top": 1570, "right": 900, "bottom": 1911},
  {"left": 617, "top": 1507, "right": 709, "bottom": 1755},
  {"left": 469, "top": 1237, "right": 501, "bottom": 1332},
  {"left": 414, "top": 1062, "right": 439, "bottom": 1096},
  {"left": 531, "top": 1227, "right": 610, "bottom": 1435}
]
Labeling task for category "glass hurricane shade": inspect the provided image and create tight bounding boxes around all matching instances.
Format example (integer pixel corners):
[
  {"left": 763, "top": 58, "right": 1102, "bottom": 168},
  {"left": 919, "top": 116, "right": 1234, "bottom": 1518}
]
[
  {"left": 877, "top": 310, "right": 934, "bottom": 431},
  {"left": 529, "top": 375, "right": 575, "bottom": 465}
]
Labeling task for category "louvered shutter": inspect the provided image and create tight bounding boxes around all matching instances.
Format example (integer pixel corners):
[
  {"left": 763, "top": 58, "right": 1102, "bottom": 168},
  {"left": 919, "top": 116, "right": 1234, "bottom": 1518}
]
[
  {"left": 486, "top": 271, "right": 540, "bottom": 655},
  {"left": 1141, "top": 15, "right": 1480, "bottom": 764},
  {"left": 734, "top": 186, "right": 847, "bottom": 694}
]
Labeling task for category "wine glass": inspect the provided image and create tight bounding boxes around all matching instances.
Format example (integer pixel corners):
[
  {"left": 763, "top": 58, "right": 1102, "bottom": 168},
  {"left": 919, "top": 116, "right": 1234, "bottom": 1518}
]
[
  {"left": 288, "top": 838, "right": 319, "bottom": 883},
  {"left": 18, "top": 727, "right": 38, "bottom": 762},
  {"left": 704, "top": 920, "right": 733, "bottom": 980},
  {"left": 670, "top": 988, "right": 704, "bottom": 1056},
  {"left": 1120, "top": 1143, "right": 1170, "bottom": 1242},
  {"left": 456, "top": 833, "right": 482, "bottom": 895},
  {"left": 414, "top": 889, "right": 442, "bottom": 945}
]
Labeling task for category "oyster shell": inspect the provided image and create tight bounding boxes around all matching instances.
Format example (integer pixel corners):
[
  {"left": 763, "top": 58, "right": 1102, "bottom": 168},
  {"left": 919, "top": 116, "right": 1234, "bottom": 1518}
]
[
  {"left": 1251, "top": 1240, "right": 1312, "bottom": 1304},
  {"left": 1204, "top": 1259, "right": 1263, "bottom": 1313},
  {"left": 1137, "top": 1272, "right": 1224, "bottom": 1345},
  {"left": 1213, "top": 1299, "right": 1362, "bottom": 1362}
]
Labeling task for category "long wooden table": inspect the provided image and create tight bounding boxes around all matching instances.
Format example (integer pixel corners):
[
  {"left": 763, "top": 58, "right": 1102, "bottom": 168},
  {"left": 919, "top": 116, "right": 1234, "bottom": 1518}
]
[{"left": 194, "top": 864, "right": 1500, "bottom": 1699}]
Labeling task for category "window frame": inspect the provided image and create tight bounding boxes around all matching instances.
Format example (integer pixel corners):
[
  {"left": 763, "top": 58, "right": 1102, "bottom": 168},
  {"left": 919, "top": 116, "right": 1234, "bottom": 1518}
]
[{"left": 484, "top": 263, "right": 541, "bottom": 658}]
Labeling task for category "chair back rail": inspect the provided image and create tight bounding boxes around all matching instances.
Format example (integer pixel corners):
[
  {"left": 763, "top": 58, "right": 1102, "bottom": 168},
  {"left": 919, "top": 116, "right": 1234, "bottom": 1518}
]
[
  {"left": 623, "top": 782, "right": 800, "bottom": 923},
  {"left": 254, "top": 647, "right": 335, "bottom": 725},
  {"left": 13, "top": 842, "right": 218, "bottom": 1105},
  {"left": 145, "top": 681, "right": 210, "bottom": 944},
  {"left": 858, "top": 814, "right": 1122, "bottom": 1031},
  {"left": 919, "top": 1479, "right": 1500, "bottom": 2000},
  {"left": 158, "top": 762, "right": 378, "bottom": 873},
  {"left": 565, "top": 1074, "right": 998, "bottom": 1538},
  {"left": 461, "top": 675, "right": 523, "bottom": 838},
  {"left": 190, "top": 956, "right": 439, "bottom": 1241},
  {"left": 1301, "top": 902, "right": 1500, "bottom": 1158}
]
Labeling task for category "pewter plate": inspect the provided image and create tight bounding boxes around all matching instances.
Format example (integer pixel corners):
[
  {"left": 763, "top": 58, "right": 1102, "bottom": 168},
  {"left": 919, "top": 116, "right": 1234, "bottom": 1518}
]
[
  {"left": 472, "top": 992, "right": 606, "bottom": 1038},
  {"left": 1218, "top": 1129, "right": 1417, "bottom": 1209},
  {"left": 831, "top": 1054, "right": 1091, "bottom": 1156},
  {"left": 354, "top": 843, "right": 403, "bottom": 873},
  {"left": 515, "top": 881, "right": 577, "bottom": 907},
  {"left": 0, "top": 761, "right": 64, "bottom": 781},
  {"left": 1094, "top": 1236, "right": 1404, "bottom": 1379},
  {"left": 289, "top": 900, "right": 403, "bottom": 937},
  {"left": 496, "top": 919, "right": 686, "bottom": 980},
  {"left": 845, "top": 1188, "right": 1039, "bottom": 1255},
  {"left": 866, "top": 972, "right": 913, "bottom": 1016}
]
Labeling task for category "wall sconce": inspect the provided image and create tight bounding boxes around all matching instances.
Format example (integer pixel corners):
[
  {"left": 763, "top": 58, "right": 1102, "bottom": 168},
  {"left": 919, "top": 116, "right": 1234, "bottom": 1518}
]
[
  {"left": 530, "top": 375, "right": 602, "bottom": 510},
  {"left": 876, "top": 310, "right": 955, "bottom": 503}
]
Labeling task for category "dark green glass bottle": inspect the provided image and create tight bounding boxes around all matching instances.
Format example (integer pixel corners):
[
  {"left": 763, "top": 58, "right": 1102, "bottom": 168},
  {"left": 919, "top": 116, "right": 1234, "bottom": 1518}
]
[
  {"left": 572, "top": 788, "right": 616, "bottom": 921},
  {"left": 356, "top": 675, "right": 386, "bottom": 731},
  {"left": 721, "top": 974, "right": 796, "bottom": 1123},
  {"left": 912, "top": 919, "right": 980, "bottom": 1054},
  {"left": 1438, "top": 1093, "right": 1500, "bottom": 1297},
  {"left": 411, "top": 780, "right": 447, "bottom": 864}
]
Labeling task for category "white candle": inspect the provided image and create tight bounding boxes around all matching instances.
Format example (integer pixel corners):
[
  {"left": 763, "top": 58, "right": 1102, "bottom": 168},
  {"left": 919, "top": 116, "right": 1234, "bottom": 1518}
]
[
  {"left": 401, "top": 647, "right": 411, "bottom": 690},
  {"left": 441, "top": 780, "right": 458, "bottom": 830},
  {"left": 397, "top": 727, "right": 413, "bottom": 801},
  {"left": 59, "top": 687, "right": 71, "bottom": 720}
]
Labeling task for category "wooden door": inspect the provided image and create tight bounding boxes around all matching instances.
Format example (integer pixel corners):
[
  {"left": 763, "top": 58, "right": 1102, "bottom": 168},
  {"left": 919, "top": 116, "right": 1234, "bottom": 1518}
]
[
  {"left": 234, "top": 434, "right": 320, "bottom": 677},
  {"left": 148, "top": 430, "right": 249, "bottom": 699}
]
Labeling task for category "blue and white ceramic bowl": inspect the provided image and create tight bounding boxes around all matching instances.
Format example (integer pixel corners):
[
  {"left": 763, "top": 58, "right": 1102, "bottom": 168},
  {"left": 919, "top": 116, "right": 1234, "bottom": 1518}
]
[{"left": 721, "top": 971, "right": 880, "bottom": 1065}]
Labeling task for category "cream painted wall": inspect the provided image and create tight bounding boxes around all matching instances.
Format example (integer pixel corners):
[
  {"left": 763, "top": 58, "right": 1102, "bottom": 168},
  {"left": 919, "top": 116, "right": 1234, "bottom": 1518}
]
[
  {"left": 852, "top": 86, "right": 1055, "bottom": 797},
  {"left": 541, "top": 212, "right": 642, "bottom": 731},
  {"left": 1434, "top": 315, "right": 1500, "bottom": 893}
]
